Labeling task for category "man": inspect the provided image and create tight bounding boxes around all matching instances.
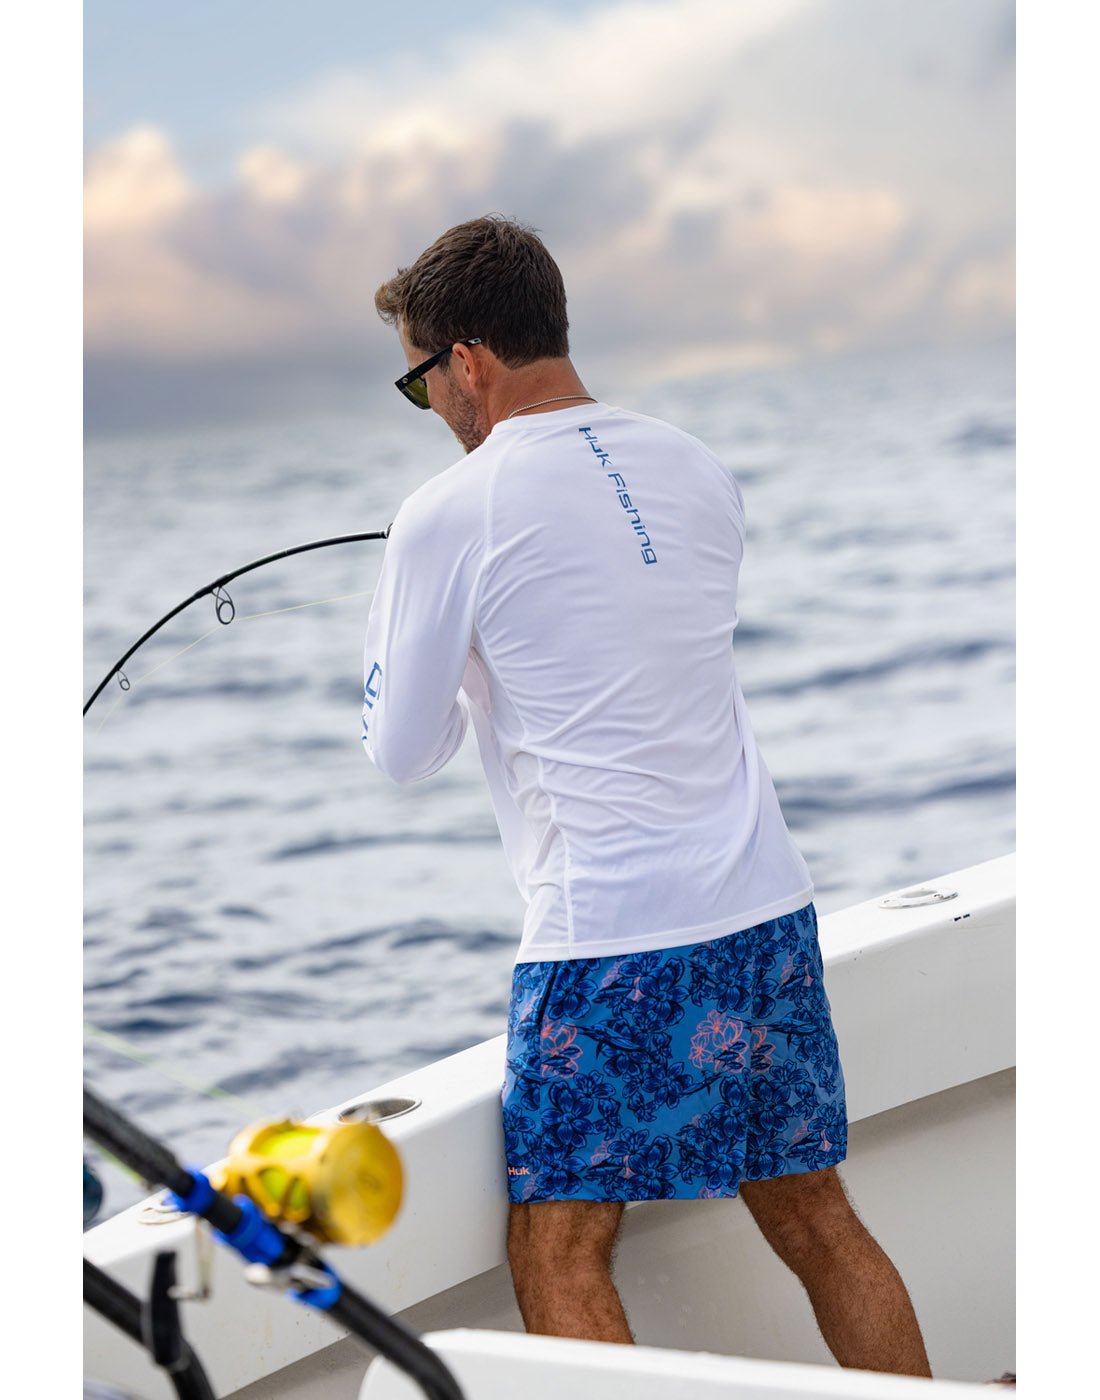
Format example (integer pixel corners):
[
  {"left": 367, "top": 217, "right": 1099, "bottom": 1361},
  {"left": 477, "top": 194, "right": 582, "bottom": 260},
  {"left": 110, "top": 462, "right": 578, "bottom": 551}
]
[{"left": 362, "top": 215, "right": 931, "bottom": 1376}]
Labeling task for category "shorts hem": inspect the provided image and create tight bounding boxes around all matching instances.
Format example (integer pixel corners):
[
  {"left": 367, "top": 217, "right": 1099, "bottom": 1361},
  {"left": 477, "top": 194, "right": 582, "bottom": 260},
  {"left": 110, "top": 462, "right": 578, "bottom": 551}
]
[{"left": 505, "top": 1149, "right": 849, "bottom": 1204}]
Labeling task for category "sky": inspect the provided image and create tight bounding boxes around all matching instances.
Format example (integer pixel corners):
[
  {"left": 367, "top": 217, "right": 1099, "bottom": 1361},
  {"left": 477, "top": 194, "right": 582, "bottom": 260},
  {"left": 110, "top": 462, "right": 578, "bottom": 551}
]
[{"left": 83, "top": 0, "right": 1015, "bottom": 432}]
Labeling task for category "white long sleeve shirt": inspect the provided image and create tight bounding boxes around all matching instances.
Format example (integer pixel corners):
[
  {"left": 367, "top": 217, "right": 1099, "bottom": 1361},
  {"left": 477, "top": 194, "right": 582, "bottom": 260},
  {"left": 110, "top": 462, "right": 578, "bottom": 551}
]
[{"left": 362, "top": 402, "right": 812, "bottom": 963}]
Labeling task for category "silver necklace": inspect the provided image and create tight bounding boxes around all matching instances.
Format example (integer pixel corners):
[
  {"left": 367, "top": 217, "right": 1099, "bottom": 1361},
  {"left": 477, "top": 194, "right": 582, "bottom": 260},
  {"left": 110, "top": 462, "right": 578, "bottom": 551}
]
[{"left": 505, "top": 395, "right": 596, "bottom": 419}]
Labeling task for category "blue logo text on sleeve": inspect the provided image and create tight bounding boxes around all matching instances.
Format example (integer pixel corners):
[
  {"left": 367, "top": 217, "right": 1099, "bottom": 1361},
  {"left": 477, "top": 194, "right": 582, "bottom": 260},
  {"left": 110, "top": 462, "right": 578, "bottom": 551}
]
[{"left": 361, "top": 661, "right": 382, "bottom": 742}]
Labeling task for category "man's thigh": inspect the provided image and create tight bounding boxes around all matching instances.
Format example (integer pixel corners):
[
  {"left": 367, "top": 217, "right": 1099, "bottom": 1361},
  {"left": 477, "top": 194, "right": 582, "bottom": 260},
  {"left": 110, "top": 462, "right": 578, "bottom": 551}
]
[{"left": 508, "top": 1199, "right": 626, "bottom": 1269}]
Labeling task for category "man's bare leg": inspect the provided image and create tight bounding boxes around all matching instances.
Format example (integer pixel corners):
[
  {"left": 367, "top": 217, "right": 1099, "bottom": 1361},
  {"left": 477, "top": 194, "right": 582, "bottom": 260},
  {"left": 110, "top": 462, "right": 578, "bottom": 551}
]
[
  {"left": 507, "top": 1200, "right": 633, "bottom": 1343},
  {"left": 739, "top": 1165, "right": 932, "bottom": 1377}
]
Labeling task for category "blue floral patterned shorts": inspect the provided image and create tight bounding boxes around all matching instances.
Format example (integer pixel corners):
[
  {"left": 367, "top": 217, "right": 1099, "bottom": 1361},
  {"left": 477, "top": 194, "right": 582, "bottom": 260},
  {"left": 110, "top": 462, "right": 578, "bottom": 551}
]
[{"left": 501, "top": 903, "right": 847, "bottom": 1202}]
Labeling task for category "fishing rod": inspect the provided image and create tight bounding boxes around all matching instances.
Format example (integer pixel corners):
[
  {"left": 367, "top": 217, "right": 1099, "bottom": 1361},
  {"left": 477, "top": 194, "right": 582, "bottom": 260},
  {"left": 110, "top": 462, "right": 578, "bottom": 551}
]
[
  {"left": 83, "top": 529, "right": 390, "bottom": 716},
  {"left": 83, "top": 1083, "right": 465, "bottom": 1400},
  {"left": 84, "top": 1256, "right": 216, "bottom": 1400}
]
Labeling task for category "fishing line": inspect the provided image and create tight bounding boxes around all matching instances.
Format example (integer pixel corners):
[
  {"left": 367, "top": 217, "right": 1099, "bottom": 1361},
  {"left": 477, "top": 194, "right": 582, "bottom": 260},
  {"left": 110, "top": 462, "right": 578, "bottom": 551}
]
[
  {"left": 84, "top": 529, "right": 390, "bottom": 717},
  {"left": 84, "top": 1021, "right": 260, "bottom": 1114},
  {"left": 90, "top": 588, "right": 376, "bottom": 735},
  {"left": 83, "top": 1022, "right": 268, "bottom": 1190}
]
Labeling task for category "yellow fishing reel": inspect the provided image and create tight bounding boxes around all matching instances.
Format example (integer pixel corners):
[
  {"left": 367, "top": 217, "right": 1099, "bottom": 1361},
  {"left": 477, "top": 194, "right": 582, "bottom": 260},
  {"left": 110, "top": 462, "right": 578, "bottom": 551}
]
[{"left": 211, "top": 1118, "right": 403, "bottom": 1246}]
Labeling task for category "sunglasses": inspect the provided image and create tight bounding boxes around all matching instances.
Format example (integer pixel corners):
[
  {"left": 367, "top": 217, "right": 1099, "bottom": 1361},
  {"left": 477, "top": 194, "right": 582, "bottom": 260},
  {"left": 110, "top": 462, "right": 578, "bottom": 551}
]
[{"left": 395, "top": 338, "right": 483, "bottom": 409}]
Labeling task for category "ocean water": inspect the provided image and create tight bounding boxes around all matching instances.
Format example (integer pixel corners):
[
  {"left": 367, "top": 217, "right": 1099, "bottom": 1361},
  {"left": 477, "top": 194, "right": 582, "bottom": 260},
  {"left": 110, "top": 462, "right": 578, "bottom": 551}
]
[{"left": 83, "top": 339, "right": 1014, "bottom": 1217}]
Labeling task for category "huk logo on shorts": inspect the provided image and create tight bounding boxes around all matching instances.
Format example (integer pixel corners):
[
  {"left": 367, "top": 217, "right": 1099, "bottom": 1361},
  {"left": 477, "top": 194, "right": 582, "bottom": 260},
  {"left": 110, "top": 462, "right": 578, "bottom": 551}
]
[{"left": 508, "top": 1165, "right": 530, "bottom": 1176}]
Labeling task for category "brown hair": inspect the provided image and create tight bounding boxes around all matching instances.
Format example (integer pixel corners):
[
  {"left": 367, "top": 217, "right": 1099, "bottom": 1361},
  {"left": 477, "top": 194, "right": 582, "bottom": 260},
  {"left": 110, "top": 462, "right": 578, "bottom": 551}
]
[{"left": 375, "top": 215, "right": 569, "bottom": 365}]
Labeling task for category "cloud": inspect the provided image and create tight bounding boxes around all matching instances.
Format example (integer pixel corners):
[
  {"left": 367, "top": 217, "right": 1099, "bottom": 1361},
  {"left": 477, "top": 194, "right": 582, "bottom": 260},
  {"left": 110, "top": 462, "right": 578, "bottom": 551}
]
[
  {"left": 945, "top": 248, "right": 1016, "bottom": 331},
  {"left": 84, "top": 133, "right": 314, "bottom": 361},
  {"left": 84, "top": 127, "right": 191, "bottom": 232},
  {"left": 84, "top": 0, "right": 1014, "bottom": 433},
  {"left": 237, "top": 146, "right": 308, "bottom": 206},
  {"left": 258, "top": 0, "right": 810, "bottom": 155}
]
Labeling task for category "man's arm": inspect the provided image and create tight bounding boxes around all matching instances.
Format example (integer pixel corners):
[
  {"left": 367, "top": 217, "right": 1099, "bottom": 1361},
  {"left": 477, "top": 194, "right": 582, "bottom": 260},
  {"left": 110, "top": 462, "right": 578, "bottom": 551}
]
[{"left": 361, "top": 494, "right": 483, "bottom": 785}]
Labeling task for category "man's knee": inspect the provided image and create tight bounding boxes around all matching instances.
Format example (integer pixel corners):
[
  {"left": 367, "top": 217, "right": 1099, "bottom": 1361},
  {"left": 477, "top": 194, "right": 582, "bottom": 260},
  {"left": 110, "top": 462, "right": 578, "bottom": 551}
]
[
  {"left": 739, "top": 1166, "right": 860, "bottom": 1263},
  {"left": 508, "top": 1200, "right": 625, "bottom": 1281}
]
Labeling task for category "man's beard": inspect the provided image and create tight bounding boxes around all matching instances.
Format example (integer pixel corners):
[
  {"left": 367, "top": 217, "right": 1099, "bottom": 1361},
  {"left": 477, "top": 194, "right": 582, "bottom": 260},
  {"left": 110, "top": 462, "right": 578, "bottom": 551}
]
[
  {"left": 449, "top": 395, "right": 486, "bottom": 455},
  {"left": 435, "top": 371, "right": 487, "bottom": 454},
  {"left": 431, "top": 364, "right": 488, "bottom": 454}
]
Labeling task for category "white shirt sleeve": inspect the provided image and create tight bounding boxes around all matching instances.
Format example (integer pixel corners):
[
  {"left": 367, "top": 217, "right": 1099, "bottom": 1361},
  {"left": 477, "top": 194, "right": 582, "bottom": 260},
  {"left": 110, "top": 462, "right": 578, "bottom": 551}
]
[{"left": 361, "top": 490, "right": 484, "bottom": 785}]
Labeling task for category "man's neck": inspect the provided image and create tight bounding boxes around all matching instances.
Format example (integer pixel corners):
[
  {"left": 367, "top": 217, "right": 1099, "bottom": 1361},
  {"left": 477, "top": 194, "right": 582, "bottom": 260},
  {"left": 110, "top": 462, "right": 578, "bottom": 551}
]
[{"left": 490, "top": 359, "right": 593, "bottom": 425}]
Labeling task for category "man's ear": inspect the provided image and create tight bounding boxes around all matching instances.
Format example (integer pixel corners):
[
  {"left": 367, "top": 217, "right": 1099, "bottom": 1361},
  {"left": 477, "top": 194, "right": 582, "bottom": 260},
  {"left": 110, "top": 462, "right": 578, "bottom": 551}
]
[{"left": 451, "top": 340, "right": 482, "bottom": 388}]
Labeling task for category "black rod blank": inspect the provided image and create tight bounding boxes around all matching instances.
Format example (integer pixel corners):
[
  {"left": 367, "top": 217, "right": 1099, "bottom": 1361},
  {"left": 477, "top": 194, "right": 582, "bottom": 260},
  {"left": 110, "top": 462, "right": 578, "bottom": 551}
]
[
  {"left": 83, "top": 530, "right": 389, "bottom": 715},
  {"left": 82, "top": 1084, "right": 244, "bottom": 1237},
  {"left": 328, "top": 1290, "right": 466, "bottom": 1400},
  {"left": 83, "top": 1258, "right": 216, "bottom": 1400}
]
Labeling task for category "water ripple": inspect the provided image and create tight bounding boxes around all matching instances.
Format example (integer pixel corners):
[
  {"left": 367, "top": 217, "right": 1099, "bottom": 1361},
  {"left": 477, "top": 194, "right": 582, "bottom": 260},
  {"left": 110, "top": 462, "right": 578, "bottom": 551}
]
[
  {"left": 268, "top": 828, "right": 497, "bottom": 861},
  {"left": 753, "top": 638, "right": 1012, "bottom": 699},
  {"left": 946, "top": 420, "right": 1015, "bottom": 453}
]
